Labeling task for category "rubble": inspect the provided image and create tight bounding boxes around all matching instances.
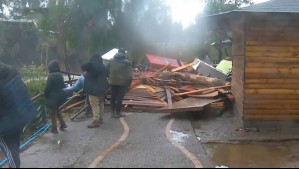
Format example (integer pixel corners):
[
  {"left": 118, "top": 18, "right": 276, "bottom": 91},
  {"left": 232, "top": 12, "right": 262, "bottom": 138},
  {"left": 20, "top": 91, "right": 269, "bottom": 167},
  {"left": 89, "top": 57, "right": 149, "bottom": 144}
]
[{"left": 62, "top": 58, "right": 233, "bottom": 115}]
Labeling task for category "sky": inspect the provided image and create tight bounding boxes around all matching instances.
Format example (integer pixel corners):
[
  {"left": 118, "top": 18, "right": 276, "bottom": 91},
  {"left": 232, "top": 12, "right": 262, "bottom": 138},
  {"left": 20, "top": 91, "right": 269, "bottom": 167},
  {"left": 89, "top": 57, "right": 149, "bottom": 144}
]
[{"left": 168, "top": 0, "right": 270, "bottom": 29}]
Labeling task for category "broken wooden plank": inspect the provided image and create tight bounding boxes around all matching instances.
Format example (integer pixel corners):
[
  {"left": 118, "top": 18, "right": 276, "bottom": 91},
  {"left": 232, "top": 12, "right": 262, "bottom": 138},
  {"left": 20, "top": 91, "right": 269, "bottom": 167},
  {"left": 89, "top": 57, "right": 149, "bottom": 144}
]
[
  {"left": 70, "top": 106, "right": 87, "bottom": 120},
  {"left": 62, "top": 100, "right": 85, "bottom": 112},
  {"left": 188, "top": 91, "right": 219, "bottom": 98},
  {"left": 171, "top": 60, "right": 199, "bottom": 72},
  {"left": 32, "top": 93, "right": 44, "bottom": 103},
  {"left": 202, "top": 89, "right": 217, "bottom": 95},
  {"left": 158, "top": 64, "right": 170, "bottom": 72},
  {"left": 175, "top": 85, "right": 231, "bottom": 97},
  {"left": 158, "top": 98, "right": 221, "bottom": 113},
  {"left": 165, "top": 88, "right": 173, "bottom": 108},
  {"left": 210, "top": 102, "right": 225, "bottom": 108}
]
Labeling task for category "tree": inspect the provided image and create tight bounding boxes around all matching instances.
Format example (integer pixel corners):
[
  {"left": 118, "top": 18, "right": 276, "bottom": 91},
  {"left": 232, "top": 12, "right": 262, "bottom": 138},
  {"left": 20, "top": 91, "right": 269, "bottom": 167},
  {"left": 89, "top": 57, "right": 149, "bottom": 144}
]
[{"left": 203, "top": 0, "right": 253, "bottom": 15}]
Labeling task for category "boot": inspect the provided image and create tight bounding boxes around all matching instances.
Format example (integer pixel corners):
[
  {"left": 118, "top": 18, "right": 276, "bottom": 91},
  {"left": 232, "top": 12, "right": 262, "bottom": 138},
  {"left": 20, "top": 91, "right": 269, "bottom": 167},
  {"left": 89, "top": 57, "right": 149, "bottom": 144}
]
[
  {"left": 99, "top": 118, "right": 104, "bottom": 124},
  {"left": 87, "top": 120, "right": 100, "bottom": 128},
  {"left": 114, "top": 112, "right": 126, "bottom": 118},
  {"left": 60, "top": 124, "right": 68, "bottom": 131},
  {"left": 111, "top": 106, "right": 116, "bottom": 118}
]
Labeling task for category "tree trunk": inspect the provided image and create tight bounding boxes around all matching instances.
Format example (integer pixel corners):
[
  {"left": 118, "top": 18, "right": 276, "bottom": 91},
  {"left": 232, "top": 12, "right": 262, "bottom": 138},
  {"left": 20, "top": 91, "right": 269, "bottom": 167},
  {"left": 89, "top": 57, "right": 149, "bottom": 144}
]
[{"left": 158, "top": 71, "right": 227, "bottom": 87}]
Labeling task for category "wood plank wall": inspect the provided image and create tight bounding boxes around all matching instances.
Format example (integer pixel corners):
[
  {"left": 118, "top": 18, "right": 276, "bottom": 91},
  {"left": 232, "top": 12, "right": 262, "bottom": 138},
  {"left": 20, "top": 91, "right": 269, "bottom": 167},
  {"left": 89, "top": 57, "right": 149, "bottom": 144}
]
[
  {"left": 243, "top": 14, "right": 299, "bottom": 121},
  {"left": 232, "top": 21, "right": 245, "bottom": 117}
]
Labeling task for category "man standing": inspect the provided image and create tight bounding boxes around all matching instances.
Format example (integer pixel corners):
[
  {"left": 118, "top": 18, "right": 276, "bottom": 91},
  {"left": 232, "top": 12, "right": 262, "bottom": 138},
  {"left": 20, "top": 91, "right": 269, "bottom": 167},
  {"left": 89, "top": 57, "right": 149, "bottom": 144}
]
[
  {"left": 0, "top": 62, "right": 37, "bottom": 168},
  {"left": 84, "top": 53, "right": 108, "bottom": 128},
  {"left": 44, "top": 60, "right": 68, "bottom": 134},
  {"left": 108, "top": 49, "right": 133, "bottom": 118}
]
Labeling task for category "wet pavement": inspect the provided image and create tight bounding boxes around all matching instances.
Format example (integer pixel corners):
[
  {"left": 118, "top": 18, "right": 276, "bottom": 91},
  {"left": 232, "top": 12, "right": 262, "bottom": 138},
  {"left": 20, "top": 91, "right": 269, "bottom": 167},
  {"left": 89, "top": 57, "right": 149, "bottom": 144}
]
[
  {"left": 98, "top": 113, "right": 195, "bottom": 168},
  {"left": 13, "top": 108, "right": 299, "bottom": 168},
  {"left": 20, "top": 112, "right": 123, "bottom": 168},
  {"left": 205, "top": 142, "right": 299, "bottom": 168}
]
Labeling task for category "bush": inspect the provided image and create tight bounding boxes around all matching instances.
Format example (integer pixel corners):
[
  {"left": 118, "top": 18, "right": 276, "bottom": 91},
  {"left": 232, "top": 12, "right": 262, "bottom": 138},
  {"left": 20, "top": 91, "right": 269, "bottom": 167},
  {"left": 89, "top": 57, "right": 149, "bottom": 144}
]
[
  {"left": 21, "top": 65, "right": 48, "bottom": 96},
  {"left": 21, "top": 65, "right": 49, "bottom": 139}
]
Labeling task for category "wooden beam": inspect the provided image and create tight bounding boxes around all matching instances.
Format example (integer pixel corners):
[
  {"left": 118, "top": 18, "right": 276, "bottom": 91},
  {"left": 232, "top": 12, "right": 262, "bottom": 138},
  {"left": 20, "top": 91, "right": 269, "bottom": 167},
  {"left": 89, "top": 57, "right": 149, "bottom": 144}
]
[
  {"left": 62, "top": 101, "right": 85, "bottom": 112},
  {"left": 171, "top": 60, "right": 198, "bottom": 72},
  {"left": 165, "top": 88, "right": 173, "bottom": 109},
  {"left": 175, "top": 85, "right": 231, "bottom": 97}
]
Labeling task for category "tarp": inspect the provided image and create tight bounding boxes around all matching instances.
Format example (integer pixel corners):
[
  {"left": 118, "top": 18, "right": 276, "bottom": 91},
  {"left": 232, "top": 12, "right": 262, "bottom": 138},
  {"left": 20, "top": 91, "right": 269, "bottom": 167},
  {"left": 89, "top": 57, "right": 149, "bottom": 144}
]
[
  {"left": 102, "top": 48, "right": 119, "bottom": 61},
  {"left": 146, "top": 54, "right": 182, "bottom": 69},
  {"left": 216, "top": 60, "right": 232, "bottom": 75}
]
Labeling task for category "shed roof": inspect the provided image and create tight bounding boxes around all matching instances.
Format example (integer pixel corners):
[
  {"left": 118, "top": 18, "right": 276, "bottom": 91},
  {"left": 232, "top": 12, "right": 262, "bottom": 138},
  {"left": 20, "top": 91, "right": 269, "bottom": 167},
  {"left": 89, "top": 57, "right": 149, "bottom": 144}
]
[{"left": 238, "top": 0, "right": 299, "bottom": 13}]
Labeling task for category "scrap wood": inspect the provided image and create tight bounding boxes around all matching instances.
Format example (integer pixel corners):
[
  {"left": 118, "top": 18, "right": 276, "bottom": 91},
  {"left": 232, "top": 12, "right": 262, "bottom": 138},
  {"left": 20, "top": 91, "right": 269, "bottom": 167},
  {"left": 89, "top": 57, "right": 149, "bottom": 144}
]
[
  {"left": 62, "top": 100, "right": 85, "bottom": 112},
  {"left": 225, "top": 94, "right": 235, "bottom": 102},
  {"left": 180, "top": 85, "right": 201, "bottom": 92},
  {"left": 158, "top": 64, "right": 170, "bottom": 72},
  {"left": 61, "top": 70, "right": 81, "bottom": 76},
  {"left": 144, "top": 85, "right": 165, "bottom": 94},
  {"left": 171, "top": 60, "right": 199, "bottom": 72},
  {"left": 31, "top": 93, "right": 44, "bottom": 103},
  {"left": 175, "top": 85, "right": 231, "bottom": 97},
  {"left": 217, "top": 89, "right": 234, "bottom": 101},
  {"left": 158, "top": 98, "right": 221, "bottom": 113},
  {"left": 59, "top": 89, "right": 84, "bottom": 110},
  {"left": 70, "top": 106, "right": 87, "bottom": 120},
  {"left": 168, "top": 86, "right": 180, "bottom": 93},
  {"left": 188, "top": 91, "right": 219, "bottom": 99},
  {"left": 107, "top": 100, "right": 167, "bottom": 108},
  {"left": 165, "top": 88, "right": 173, "bottom": 108},
  {"left": 202, "top": 89, "right": 217, "bottom": 94},
  {"left": 210, "top": 101, "right": 225, "bottom": 108}
]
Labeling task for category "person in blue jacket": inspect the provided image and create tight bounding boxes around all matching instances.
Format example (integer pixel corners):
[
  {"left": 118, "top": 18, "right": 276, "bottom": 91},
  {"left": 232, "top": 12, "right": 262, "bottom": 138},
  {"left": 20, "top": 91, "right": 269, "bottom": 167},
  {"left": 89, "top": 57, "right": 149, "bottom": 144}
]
[
  {"left": 64, "top": 63, "right": 92, "bottom": 116},
  {"left": 0, "top": 62, "right": 37, "bottom": 168}
]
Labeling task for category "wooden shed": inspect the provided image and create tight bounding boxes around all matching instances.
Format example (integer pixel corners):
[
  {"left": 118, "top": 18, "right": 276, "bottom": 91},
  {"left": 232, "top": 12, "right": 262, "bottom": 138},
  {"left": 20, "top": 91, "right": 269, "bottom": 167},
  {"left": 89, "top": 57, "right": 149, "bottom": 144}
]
[{"left": 209, "top": 0, "right": 299, "bottom": 126}]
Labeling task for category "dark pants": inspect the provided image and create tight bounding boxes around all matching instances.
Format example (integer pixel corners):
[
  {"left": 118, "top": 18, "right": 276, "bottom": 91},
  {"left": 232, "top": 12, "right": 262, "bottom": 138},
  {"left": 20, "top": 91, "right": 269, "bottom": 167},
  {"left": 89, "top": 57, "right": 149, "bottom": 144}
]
[
  {"left": 50, "top": 108, "right": 65, "bottom": 130},
  {"left": 0, "top": 130, "right": 21, "bottom": 168},
  {"left": 110, "top": 85, "right": 126, "bottom": 114}
]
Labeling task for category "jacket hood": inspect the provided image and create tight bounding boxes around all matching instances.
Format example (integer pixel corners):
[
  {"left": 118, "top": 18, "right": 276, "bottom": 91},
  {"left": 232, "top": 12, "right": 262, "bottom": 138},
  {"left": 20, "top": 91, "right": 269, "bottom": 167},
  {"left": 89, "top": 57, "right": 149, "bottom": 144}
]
[
  {"left": 48, "top": 60, "right": 60, "bottom": 73},
  {"left": 90, "top": 53, "right": 103, "bottom": 64},
  {"left": 114, "top": 52, "right": 126, "bottom": 60}
]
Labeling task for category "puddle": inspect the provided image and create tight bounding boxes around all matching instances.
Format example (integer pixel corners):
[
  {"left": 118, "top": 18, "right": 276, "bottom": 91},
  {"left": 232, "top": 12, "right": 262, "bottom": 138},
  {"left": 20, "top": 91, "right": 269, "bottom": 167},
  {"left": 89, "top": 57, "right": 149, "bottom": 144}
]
[
  {"left": 170, "top": 130, "right": 190, "bottom": 143},
  {"left": 205, "top": 143, "right": 299, "bottom": 168}
]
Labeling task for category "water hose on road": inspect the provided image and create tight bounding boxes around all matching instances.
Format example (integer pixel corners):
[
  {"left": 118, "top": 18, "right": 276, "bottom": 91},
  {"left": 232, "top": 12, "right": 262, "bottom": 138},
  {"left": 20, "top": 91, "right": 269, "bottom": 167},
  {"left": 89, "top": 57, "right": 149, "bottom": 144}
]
[{"left": 0, "top": 123, "right": 51, "bottom": 167}]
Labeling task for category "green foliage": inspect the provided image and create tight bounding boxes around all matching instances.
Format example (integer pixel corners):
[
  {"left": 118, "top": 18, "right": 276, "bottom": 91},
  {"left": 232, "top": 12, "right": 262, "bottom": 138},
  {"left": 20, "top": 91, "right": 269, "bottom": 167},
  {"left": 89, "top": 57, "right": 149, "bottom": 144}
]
[
  {"left": 203, "top": 0, "right": 253, "bottom": 15},
  {"left": 21, "top": 64, "right": 48, "bottom": 139},
  {"left": 21, "top": 65, "right": 47, "bottom": 96}
]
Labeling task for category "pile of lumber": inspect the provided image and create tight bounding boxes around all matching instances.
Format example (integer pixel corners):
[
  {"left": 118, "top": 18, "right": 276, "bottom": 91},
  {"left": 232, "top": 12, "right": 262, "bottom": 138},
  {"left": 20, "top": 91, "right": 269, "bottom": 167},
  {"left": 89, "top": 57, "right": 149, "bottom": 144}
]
[
  {"left": 62, "top": 61, "right": 233, "bottom": 114},
  {"left": 108, "top": 62, "right": 232, "bottom": 113}
]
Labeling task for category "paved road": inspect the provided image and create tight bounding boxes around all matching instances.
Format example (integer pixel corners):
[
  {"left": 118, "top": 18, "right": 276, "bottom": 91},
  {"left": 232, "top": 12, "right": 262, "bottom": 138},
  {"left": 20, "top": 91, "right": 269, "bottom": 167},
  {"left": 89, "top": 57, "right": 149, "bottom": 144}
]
[{"left": 20, "top": 112, "right": 205, "bottom": 168}]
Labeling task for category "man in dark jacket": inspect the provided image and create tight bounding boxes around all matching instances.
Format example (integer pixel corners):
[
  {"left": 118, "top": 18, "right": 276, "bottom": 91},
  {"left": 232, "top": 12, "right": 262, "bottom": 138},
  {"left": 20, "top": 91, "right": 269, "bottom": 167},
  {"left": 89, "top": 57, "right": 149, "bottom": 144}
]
[
  {"left": 84, "top": 53, "right": 108, "bottom": 128},
  {"left": 108, "top": 49, "right": 133, "bottom": 118},
  {"left": 0, "top": 62, "right": 37, "bottom": 168},
  {"left": 45, "top": 60, "right": 67, "bottom": 133}
]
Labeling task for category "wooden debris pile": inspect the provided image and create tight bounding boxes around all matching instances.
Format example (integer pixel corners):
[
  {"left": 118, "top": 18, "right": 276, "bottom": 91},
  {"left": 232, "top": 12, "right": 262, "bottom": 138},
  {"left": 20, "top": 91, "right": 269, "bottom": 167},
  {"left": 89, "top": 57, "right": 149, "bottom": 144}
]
[
  {"left": 62, "top": 60, "right": 233, "bottom": 114},
  {"left": 117, "top": 62, "right": 232, "bottom": 113}
]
